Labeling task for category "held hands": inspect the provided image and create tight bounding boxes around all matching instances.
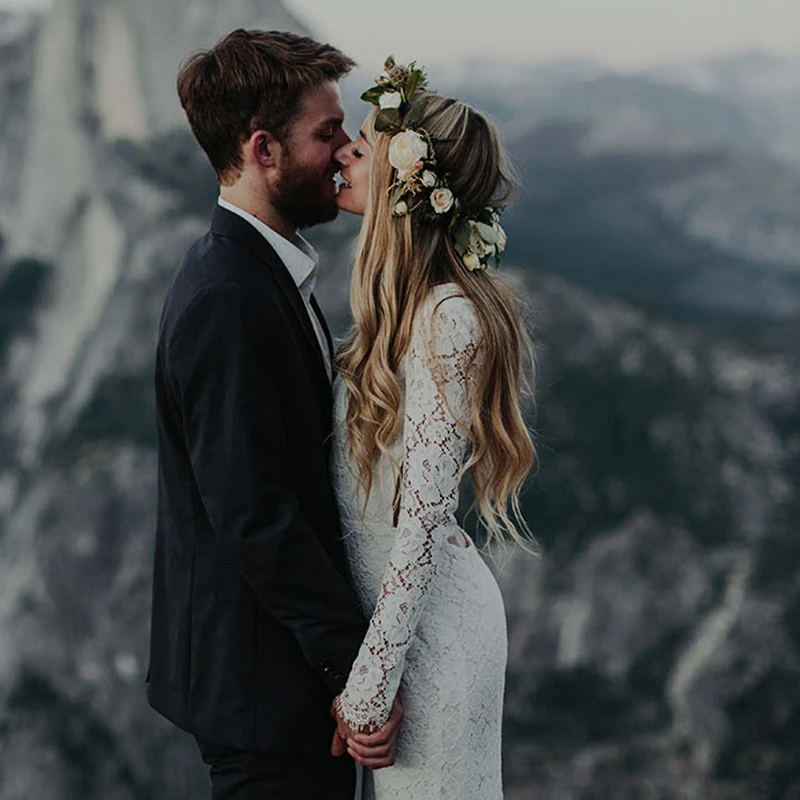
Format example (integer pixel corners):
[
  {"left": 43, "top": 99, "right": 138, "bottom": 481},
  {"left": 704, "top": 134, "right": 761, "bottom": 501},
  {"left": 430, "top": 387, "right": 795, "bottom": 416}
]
[{"left": 330, "top": 694, "right": 404, "bottom": 769}]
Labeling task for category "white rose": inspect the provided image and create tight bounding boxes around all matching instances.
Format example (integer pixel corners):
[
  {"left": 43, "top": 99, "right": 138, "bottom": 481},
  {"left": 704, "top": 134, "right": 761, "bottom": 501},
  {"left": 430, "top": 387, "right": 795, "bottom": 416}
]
[
  {"left": 430, "top": 187, "right": 454, "bottom": 214},
  {"left": 463, "top": 251, "right": 483, "bottom": 271},
  {"left": 494, "top": 222, "right": 507, "bottom": 252},
  {"left": 379, "top": 91, "right": 402, "bottom": 110},
  {"left": 392, "top": 200, "right": 409, "bottom": 216},
  {"left": 388, "top": 131, "right": 428, "bottom": 179},
  {"left": 421, "top": 170, "right": 437, "bottom": 187}
]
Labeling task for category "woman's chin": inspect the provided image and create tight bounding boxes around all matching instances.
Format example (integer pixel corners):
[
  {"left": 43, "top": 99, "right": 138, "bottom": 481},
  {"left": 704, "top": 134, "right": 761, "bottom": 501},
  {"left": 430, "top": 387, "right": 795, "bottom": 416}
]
[{"left": 336, "top": 194, "right": 365, "bottom": 216}]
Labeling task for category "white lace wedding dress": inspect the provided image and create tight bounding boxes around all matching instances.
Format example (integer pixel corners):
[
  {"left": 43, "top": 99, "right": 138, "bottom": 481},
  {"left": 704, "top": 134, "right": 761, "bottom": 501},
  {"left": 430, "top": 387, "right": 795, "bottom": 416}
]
[{"left": 331, "top": 284, "right": 507, "bottom": 799}]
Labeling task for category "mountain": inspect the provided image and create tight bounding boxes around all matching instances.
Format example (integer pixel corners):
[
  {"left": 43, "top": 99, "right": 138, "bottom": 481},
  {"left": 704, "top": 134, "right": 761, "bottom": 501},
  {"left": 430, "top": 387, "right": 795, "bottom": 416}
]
[
  {"left": 649, "top": 52, "right": 800, "bottom": 168},
  {"left": 421, "top": 55, "right": 800, "bottom": 352},
  {"left": 0, "top": 9, "right": 38, "bottom": 237},
  {"left": 496, "top": 268, "right": 799, "bottom": 798},
  {"left": 0, "top": 3, "right": 798, "bottom": 798},
  {"left": 430, "top": 52, "right": 800, "bottom": 168},
  {"left": 502, "top": 122, "right": 800, "bottom": 340},
  {"left": 0, "top": 2, "right": 311, "bottom": 797}
]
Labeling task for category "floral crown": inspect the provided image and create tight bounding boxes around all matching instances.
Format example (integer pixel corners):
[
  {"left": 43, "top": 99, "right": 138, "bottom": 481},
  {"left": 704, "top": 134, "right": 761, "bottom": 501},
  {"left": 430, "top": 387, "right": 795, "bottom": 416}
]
[{"left": 361, "top": 56, "right": 507, "bottom": 272}]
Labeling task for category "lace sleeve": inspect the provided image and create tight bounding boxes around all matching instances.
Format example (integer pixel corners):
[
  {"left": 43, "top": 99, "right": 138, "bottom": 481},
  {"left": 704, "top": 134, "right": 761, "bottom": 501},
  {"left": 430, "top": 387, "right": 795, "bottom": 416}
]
[{"left": 336, "top": 293, "right": 481, "bottom": 732}]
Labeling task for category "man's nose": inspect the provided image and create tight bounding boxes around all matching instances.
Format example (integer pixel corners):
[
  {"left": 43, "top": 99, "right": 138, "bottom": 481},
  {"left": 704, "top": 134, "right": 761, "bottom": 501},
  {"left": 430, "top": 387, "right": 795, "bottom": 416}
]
[
  {"left": 334, "top": 128, "right": 352, "bottom": 154},
  {"left": 333, "top": 136, "right": 352, "bottom": 166}
]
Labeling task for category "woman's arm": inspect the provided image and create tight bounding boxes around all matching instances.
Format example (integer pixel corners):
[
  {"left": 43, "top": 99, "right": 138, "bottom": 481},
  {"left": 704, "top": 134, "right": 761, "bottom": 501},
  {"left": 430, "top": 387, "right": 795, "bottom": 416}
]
[{"left": 336, "top": 294, "right": 481, "bottom": 732}]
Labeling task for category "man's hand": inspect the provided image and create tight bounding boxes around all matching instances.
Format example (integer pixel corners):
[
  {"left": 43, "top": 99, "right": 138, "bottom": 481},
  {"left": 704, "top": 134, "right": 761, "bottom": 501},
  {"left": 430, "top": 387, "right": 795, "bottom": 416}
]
[{"left": 330, "top": 695, "right": 404, "bottom": 769}]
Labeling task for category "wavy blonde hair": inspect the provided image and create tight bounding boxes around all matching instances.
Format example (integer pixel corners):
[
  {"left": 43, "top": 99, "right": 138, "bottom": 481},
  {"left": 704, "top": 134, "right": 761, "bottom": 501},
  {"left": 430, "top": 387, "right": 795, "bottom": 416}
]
[{"left": 337, "top": 92, "right": 537, "bottom": 549}]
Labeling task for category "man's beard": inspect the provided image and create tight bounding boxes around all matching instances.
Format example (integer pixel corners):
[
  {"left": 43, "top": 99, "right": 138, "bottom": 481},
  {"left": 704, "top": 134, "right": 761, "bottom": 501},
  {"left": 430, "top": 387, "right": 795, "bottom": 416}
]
[{"left": 272, "top": 156, "right": 339, "bottom": 231}]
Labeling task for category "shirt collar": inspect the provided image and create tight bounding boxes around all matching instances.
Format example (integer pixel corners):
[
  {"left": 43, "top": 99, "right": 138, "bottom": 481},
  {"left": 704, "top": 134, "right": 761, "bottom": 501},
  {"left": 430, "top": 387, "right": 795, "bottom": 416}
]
[{"left": 217, "top": 197, "right": 319, "bottom": 293}]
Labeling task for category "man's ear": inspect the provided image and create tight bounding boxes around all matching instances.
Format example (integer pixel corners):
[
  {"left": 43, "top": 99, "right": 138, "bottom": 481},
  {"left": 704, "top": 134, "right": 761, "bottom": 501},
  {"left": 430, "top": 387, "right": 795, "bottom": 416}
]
[{"left": 248, "top": 130, "right": 279, "bottom": 168}]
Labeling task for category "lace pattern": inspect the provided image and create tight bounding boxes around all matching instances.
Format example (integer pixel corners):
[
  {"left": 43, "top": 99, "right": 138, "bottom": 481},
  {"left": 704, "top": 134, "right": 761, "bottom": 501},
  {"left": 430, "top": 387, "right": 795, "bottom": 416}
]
[
  {"left": 336, "top": 290, "right": 481, "bottom": 732},
  {"left": 331, "top": 285, "right": 507, "bottom": 798}
]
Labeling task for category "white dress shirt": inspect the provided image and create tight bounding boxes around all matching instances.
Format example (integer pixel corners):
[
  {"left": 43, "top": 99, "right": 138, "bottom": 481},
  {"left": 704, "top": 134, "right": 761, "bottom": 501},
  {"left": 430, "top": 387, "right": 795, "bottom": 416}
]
[{"left": 217, "top": 198, "right": 332, "bottom": 382}]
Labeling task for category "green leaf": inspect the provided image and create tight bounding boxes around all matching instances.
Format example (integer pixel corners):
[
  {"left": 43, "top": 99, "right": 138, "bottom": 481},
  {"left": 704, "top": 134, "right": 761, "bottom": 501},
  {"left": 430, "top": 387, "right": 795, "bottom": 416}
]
[
  {"left": 476, "top": 222, "right": 498, "bottom": 244},
  {"left": 361, "top": 86, "right": 384, "bottom": 105},
  {"left": 404, "top": 96, "right": 428, "bottom": 129},
  {"left": 404, "top": 69, "right": 425, "bottom": 100},
  {"left": 375, "top": 108, "right": 400, "bottom": 132},
  {"left": 454, "top": 221, "right": 471, "bottom": 255},
  {"left": 389, "top": 183, "right": 407, "bottom": 207}
]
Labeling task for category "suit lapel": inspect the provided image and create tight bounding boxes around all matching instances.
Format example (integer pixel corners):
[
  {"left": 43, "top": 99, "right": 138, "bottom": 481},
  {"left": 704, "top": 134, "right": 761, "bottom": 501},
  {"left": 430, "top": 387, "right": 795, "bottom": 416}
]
[
  {"left": 210, "top": 206, "right": 331, "bottom": 394},
  {"left": 269, "top": 257, "right": 330, "bottom": 382},
  {"left": 310, "top": 294, "right": 335, "bottom": 368}
]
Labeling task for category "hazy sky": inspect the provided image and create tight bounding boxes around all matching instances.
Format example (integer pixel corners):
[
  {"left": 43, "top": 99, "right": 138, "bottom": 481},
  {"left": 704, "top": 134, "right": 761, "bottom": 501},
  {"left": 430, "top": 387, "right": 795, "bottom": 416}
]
[
  {"left": 2, "top": 0, "right": 799, "bottom": 70},
  {"left": 288, "top": 0, "right": 800, "bottom": 70}
]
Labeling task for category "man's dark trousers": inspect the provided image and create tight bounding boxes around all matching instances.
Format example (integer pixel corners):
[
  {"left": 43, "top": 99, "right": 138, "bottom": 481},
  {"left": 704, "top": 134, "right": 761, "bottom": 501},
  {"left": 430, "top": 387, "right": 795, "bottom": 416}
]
[{"left": 195, "top": 737, "right": 357, "bottom": 800}]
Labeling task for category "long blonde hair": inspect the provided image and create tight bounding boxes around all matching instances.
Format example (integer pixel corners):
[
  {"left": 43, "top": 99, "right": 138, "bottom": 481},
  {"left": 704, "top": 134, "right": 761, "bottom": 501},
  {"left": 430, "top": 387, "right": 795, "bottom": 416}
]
[{"left": 337, "top": 92, "right": 536, "bottom": 548}]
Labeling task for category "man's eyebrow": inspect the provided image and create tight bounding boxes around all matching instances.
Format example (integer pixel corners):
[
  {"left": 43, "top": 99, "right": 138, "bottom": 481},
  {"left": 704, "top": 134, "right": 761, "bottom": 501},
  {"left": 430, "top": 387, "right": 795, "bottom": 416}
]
[{"left": 317, "top": 115, "right": 344, "bottom": 129}]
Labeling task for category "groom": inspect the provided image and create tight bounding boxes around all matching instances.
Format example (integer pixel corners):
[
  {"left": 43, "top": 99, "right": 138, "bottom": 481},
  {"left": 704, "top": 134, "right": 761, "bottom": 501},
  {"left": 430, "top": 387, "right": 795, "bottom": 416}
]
[{"left": 146, "top": 29, "right": 401, "bottom": 799}]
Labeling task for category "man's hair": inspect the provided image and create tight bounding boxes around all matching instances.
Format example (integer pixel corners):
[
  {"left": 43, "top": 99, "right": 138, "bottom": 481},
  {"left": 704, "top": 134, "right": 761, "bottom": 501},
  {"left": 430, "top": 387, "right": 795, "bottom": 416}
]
[{"left": 177, "top": 29, "right": 356, "bottom": 184}]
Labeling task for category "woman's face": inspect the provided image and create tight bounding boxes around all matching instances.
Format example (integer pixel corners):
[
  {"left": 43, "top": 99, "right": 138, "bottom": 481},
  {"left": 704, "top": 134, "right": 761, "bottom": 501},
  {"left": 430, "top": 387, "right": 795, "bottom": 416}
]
[{"left": 334, "top": 118, "right": 372, "bottom": 216}]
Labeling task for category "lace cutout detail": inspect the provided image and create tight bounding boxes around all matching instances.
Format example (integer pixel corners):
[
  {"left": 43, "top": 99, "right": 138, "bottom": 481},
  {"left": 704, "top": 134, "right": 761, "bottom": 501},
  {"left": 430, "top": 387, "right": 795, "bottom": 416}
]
[{"left": 336, "top": 293, "right": 481, "bottom": 732}]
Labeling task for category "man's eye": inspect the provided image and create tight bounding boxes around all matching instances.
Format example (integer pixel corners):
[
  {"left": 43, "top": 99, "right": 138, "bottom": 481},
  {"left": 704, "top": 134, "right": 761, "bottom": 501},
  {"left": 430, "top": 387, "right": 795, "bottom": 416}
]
[{"left": 320, "top": 132, "right": 334, "bottom": 140}]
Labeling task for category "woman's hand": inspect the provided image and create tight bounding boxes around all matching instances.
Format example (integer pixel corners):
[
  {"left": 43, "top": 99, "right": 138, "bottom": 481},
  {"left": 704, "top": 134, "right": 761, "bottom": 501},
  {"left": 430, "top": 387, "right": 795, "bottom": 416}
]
[{"left": 330, "top": 694, "right": 404, "bottom": 769}]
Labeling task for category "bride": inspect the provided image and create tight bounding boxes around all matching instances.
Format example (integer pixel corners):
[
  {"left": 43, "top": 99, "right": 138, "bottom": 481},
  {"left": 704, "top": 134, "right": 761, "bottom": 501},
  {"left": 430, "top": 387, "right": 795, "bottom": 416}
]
[{"left": 328, "top": 59, "right": 537, "bottom": 799}]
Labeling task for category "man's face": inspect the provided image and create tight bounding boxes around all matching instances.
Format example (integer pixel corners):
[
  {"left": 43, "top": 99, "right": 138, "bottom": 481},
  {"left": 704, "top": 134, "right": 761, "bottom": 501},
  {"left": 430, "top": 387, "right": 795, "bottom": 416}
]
[{"left": 272, "top": 81, "right": 350, "bottom": 230}]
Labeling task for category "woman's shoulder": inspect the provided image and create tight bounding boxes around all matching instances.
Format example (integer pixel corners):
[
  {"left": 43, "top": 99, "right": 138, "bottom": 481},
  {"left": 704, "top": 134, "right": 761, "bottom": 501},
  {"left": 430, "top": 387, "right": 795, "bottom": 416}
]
[
  {"left": 422, "top": 282, "right": 476, "bottom": 317},
  {"left": 414, "top": 283, "right": 481, "bottom": 350}
]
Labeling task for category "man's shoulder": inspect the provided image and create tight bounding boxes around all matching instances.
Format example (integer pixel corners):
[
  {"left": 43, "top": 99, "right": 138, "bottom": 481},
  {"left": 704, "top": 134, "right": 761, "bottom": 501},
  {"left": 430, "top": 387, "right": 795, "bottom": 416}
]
[
  {"left": 171, "top": 225, "right": 280, "bottom": 297},
  {"left": 176, "top": 227, "right": 271, "bottom": 287},
  {"left": 158, "top": 230, "right": 283, "bottom": 344}
]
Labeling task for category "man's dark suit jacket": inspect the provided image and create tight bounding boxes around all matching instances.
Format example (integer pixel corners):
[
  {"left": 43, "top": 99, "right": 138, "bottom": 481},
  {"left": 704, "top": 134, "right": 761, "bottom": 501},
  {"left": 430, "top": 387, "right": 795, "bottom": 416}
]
[{"left": 146, "top": 205, "right": 368, "bottom": 752}]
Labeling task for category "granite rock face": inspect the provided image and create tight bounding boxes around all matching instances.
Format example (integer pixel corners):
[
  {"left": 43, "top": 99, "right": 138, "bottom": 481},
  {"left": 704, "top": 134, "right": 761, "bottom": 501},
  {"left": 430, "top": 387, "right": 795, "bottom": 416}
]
[{"left": 498, "top": 273, "right": 799, "bottom": 799}]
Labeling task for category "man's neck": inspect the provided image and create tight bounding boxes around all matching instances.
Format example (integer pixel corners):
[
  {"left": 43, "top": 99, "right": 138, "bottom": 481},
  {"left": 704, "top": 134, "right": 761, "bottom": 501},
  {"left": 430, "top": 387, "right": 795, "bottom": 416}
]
[{"left": 219, "top": 186, "right": 296, "bottom": 242}]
